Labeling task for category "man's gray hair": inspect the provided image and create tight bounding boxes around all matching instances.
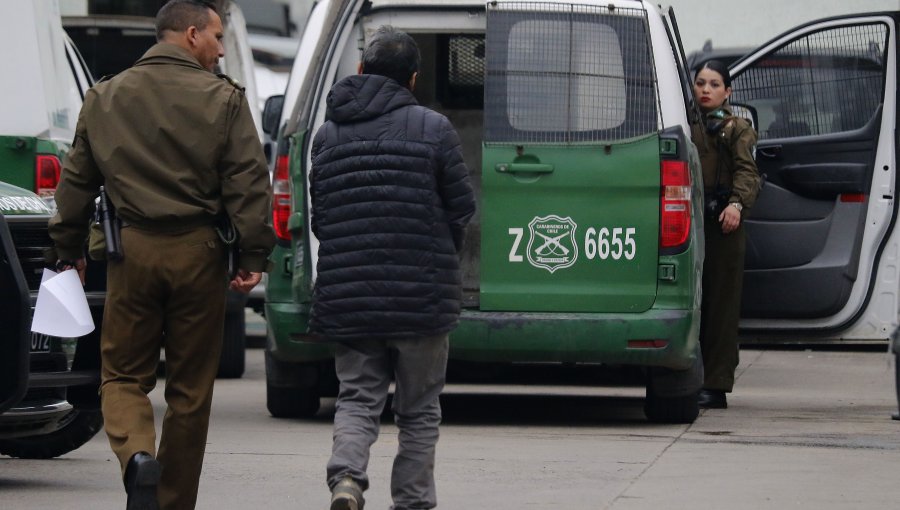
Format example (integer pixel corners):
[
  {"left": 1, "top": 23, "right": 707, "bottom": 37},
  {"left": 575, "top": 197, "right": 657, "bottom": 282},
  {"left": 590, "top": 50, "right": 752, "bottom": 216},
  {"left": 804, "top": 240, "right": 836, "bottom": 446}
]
[{"left": 361, "top": 26, "right": 420, "bottom": 87}]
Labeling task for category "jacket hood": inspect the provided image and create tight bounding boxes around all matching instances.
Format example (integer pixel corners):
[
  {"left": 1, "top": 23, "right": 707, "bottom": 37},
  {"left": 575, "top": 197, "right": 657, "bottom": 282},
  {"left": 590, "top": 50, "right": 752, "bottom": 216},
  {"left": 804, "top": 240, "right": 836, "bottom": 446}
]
[{"left": 326, "top": 74, "right": 418, "bottom": 124}]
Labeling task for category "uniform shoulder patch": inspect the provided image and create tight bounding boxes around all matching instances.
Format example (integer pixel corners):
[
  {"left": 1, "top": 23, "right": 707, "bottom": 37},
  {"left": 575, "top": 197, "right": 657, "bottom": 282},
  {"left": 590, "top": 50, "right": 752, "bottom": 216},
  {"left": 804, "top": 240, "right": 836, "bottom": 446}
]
[{"left": 217, "top": 73, "right": 245, "bottom": 91}]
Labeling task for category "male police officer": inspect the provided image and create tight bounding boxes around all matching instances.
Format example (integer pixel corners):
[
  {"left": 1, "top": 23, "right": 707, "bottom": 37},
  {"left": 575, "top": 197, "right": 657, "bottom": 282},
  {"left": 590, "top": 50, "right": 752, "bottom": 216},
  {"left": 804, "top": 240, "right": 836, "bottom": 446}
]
[
  {"left": 48, "top": 1, "right": 274, "bottom": 508},
  {"left": 309, "top": 26, "right": 475, "bottom": 510}
]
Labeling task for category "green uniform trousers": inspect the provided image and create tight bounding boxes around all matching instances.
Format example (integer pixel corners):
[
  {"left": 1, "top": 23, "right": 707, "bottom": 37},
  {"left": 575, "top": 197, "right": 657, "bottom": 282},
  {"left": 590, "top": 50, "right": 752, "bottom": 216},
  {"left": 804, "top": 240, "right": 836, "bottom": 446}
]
[
  {"left": 100, "top": 225, "right": 226, "bottom": 510},
  {"left": 699, "top": 221, "right": 746, "bottom": 392}
]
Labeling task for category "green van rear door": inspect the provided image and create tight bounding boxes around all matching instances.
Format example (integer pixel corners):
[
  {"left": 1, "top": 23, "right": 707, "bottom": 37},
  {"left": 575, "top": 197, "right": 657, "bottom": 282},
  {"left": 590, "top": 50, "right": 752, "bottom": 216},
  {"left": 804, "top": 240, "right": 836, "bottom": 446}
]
[{"left": 480, "top": 2, "right": 661, "bottom": 313}]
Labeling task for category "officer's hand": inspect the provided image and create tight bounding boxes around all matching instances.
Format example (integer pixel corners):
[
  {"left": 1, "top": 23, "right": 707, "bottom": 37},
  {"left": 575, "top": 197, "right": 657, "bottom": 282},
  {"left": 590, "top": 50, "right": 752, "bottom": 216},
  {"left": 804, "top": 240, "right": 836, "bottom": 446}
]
[
  {"left": 56, "top": 258, "right": 87, "bottom": 286},
  {"left": 719, "top": 205, "right": 741, "bottom": 234},
  {"left": 229, "top": 269, "right": 262, "bottom": 294}
]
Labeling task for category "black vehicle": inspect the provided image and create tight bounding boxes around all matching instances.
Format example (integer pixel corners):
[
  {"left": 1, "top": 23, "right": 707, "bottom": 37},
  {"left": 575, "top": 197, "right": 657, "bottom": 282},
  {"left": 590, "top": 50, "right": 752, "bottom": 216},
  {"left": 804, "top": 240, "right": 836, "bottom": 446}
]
[
  {"left": 685, "top": 41, "right": 751, "bottom": 74},
  {"left": 0, "top": 188, "right": 104, "bottom": 459}
]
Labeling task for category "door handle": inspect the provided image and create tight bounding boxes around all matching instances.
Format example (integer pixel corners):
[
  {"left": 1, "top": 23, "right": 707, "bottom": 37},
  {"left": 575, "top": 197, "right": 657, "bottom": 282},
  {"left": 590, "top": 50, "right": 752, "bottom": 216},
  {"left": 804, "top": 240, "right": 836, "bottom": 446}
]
[
  {"left": 757, "top": 146, "right": 782, "bottom": 159},
  {"left": 495, "top": 163, "right": 555, "bottom": 174}
]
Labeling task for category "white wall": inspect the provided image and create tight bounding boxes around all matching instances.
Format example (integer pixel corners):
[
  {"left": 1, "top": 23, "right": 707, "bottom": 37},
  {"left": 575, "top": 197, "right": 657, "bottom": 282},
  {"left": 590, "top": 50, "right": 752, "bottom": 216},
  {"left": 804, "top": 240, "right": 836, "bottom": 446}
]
[
  {"left": 664, "top": 0, "right": 900, "bottom": 55},
  {"left": 58, "top": 0, "right": 87, "bottom": 16}
]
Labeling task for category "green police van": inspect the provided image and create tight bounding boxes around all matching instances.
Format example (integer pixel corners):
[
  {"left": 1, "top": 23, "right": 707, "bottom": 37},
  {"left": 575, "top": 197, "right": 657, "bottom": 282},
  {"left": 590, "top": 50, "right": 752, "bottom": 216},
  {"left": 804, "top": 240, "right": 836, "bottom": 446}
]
[
  {"left": 263, "top": 0, "right": 704, "bottom": 423},
  {"left": 263, "top": 0, "right": 900, "bottom": 423}
]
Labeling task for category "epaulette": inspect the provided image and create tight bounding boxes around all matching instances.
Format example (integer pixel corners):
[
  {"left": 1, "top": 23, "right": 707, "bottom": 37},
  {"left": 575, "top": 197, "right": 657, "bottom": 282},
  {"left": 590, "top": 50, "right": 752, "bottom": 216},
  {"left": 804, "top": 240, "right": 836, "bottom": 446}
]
[{"left": 217, "top": 73, "right": 245, "bottom": 92}]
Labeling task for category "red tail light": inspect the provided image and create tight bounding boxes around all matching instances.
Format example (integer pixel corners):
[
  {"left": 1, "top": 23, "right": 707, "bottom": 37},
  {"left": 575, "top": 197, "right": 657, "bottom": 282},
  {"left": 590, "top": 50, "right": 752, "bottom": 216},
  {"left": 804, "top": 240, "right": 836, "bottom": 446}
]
[
  {"left": 840, "top": 193, "right": 866, "bottom": 203},
  {"left": 35, "top": 155, "right": 62, "bottom": 199},
  {"left": 660, "top": 159, "right": 691, "bottom": 249},
  {"left": 273, "top": 154, "right": 292, "bottom": 241}
]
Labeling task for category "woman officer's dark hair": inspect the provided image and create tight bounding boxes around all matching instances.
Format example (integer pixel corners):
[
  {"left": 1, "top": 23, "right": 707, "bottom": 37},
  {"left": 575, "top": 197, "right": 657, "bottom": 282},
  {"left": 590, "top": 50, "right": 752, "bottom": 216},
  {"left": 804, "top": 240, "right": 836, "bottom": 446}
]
[
  {"left": 361, "top": 25, "right": 420, "bottom": 88},
  {"left": 696, "top": 59, "right": 732, "bottom": 88}
]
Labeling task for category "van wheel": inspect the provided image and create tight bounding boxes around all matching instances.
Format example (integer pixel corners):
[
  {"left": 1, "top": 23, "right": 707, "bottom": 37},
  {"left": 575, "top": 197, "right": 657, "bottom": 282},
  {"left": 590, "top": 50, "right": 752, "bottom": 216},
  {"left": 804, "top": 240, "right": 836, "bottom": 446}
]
[
  {"left": 643, "top": 352, "right": 702, "bottom": 424},
  {"left": 265, "top": 351, "right": 321, "bottom": 418},
  {"left": 643, "top": 392, "right": 699, "bottom": 424},
  {"left": 266, "top": 383, "right": 320, "bottom": 418},
  {"left": 0, "top": 409, "right": 103, "bottom": 459}
]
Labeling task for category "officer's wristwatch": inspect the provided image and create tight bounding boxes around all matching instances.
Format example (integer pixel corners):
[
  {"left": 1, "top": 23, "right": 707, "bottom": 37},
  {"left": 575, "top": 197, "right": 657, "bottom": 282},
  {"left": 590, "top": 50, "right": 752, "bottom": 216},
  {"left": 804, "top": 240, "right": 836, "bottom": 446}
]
[{"left": 729, "top": 202, "right": 743, "bottom": 212}]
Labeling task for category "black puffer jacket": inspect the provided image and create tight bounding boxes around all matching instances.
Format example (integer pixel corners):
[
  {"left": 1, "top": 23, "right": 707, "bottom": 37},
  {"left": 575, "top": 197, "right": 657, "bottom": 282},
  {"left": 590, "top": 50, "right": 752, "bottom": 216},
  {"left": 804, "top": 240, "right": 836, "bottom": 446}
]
[{"left": 309, "top": 74, "right": 476, "bottom": 341}]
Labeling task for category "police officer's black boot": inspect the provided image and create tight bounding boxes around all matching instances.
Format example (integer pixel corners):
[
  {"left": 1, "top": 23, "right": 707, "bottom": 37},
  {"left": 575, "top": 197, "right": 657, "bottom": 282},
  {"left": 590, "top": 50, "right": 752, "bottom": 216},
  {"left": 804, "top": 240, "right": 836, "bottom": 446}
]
[
  {"left": 697, "top": 389, "right": 727, "bottom": 409},
  {"left": 124, "top": 451, "right": 161, "bottom": 510}
]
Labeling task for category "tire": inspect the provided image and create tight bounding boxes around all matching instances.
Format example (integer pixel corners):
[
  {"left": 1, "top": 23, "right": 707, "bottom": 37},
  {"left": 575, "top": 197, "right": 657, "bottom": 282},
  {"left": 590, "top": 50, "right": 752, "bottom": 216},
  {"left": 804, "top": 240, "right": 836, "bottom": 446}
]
[
  {"left": 266, "top": 383, "right": 320, "bottom": 418},
  {"left": 217, "top": 306, "right": 246, "bottom": 379},
  {"left": 643, "top": 392, "right": 699, "bottom": 424},
  {"left": 643, "top": 349, "right": 702, "bottom": 424},
  {"left": 0, "top": 409, "right": 103, "bottom": 459},
  {"left": 265, "top": 351, "right": 321, "bottom": 418}
]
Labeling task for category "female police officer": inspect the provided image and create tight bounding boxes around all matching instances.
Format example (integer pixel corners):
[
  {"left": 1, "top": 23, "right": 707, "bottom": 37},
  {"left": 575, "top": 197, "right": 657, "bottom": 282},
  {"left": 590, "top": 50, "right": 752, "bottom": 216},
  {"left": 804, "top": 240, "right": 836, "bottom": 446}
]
[{"left": 691, "top": 60, "right": 761, "bottom": 409}]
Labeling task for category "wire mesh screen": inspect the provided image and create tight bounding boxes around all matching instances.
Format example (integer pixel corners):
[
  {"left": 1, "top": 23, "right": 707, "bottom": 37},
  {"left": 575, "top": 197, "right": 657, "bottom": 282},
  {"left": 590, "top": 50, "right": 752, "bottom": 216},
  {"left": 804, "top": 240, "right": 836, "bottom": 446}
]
[
  {"left": 731, "top": 23, "right": 887, "bottom": 140},
  {"left": 484, "top": 2, "right": 658, "bottom": 144},
  {"left": 448, "top": 36, "right": 485, "bottom": 87}
]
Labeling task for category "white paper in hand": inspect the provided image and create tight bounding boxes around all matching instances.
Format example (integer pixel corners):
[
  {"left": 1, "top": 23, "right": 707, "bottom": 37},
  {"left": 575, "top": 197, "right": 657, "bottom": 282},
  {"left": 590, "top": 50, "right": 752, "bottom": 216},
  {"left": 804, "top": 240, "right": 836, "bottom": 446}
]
[{"left": 31, "top": 268, "right": 95, "bottom": 337}]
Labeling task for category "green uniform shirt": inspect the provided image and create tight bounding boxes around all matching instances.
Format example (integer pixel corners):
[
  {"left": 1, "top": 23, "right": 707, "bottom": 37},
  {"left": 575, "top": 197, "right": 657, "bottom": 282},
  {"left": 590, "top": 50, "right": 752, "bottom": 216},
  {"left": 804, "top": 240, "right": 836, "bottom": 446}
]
[
  {"left": 690, "top": 105, "right": 762, "bottom": 212},
  {"left": 49, "top": 43, "right": 274, "bottom": 271}
]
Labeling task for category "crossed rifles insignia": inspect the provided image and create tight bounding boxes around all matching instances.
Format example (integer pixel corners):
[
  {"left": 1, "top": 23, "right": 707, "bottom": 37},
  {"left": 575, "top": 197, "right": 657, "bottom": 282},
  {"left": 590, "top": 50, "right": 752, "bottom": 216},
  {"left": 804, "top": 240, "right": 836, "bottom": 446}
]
[{"left": 526, "top": 215, "right": 578, "bottom": 273}]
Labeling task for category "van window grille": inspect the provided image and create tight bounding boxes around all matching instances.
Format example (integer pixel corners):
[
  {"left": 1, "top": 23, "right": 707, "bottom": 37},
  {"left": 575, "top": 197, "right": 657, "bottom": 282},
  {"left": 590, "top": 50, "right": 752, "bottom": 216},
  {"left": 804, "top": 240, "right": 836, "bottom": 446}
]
[
  {"left": 436, "top": 35, "right": 486, "bottom": 109},
  {"left": 449, "top": 36, "right": 484, "bottom": 87},
  {"left": 730, "top": 23, "right": 887, "bottom": 140},
  {"left": 484, "top": 2, "right": 659, "bottom": 144}
]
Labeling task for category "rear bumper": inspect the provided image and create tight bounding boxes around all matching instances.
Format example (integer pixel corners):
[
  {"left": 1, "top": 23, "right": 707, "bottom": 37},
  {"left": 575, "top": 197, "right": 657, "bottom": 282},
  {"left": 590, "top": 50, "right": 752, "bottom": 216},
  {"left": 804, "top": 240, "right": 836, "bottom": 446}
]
[
  {"left": 451, "top": 309, "right": 699, "bottom": 369},
  {"left": 267, "top": 302, "right": 699, "bottom": 370},
  {"left": 0, "top": 398, "right": 73, "bottom": 439}
]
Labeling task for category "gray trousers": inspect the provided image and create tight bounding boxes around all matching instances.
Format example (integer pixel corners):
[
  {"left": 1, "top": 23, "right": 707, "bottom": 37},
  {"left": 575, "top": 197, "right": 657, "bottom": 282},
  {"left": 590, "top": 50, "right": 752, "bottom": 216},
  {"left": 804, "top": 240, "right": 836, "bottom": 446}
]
[{"left": 327, "top": 333, "right": 449, "bottom": 510}]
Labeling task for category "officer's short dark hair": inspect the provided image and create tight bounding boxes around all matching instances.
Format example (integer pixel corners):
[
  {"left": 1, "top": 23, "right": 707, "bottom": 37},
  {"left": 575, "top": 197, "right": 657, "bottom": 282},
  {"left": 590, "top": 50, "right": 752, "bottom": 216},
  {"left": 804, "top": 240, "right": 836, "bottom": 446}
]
[
  {"left": 361, "top": 26, "right": 420, "bottom": 87},
  {"left": 156, "top": 0, "right": 218, "bottom": 41}
]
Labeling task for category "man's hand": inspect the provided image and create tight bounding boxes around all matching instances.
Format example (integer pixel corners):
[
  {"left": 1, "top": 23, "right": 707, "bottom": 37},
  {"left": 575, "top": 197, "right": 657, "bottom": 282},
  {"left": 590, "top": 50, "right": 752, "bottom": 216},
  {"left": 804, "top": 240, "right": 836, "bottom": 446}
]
[
  {"left": 229, "top": 269, "right": 262, "bottom": 294},
  {"left": 57, "top": 258, "right": 87, "bottom": 285}
]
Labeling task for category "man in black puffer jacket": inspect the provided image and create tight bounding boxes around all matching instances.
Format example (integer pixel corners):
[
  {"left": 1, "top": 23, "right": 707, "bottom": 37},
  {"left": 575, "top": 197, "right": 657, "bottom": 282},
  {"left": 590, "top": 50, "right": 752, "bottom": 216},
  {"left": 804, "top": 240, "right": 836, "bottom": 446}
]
[{"left": 310, "top": 26, "right": 475, "bottom": 510}]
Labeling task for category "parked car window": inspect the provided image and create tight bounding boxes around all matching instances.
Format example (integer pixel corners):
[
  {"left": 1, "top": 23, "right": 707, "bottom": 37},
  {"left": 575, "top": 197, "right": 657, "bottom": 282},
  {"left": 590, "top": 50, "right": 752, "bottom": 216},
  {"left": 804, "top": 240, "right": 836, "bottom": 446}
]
[
  {"left": 484, "top": 4, "right": 658, "bottom": 143},
  {"left": 731, "top": 23, "right": 887, "bottom": 140}
]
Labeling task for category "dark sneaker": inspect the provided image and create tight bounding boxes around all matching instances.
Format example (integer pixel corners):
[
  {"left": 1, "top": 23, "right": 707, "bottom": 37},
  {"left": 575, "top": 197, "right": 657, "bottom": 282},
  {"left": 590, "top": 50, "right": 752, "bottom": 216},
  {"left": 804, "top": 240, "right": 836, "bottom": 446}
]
[
  {"left": 124, "top": 451, "right": 161, "bottom": 510},
  {"left": 697, "top": 389, "right": 727, "bottom": 409},
  {"left": 330, "top": 476, "right": 364, "bottom": 510}
]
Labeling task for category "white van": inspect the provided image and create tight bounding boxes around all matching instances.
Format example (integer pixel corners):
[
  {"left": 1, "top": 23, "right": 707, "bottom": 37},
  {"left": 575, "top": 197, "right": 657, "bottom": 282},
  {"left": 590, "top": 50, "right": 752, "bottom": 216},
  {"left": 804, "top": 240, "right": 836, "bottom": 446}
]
[
  {"left": 0, "top": 0, "right": 92, "bottom": 209},
  {"left": 727, "top": 13, "right": 898, "bottom": 342},
  {"left": 63, "top": 0, "right": 263, "bottom": 139}
]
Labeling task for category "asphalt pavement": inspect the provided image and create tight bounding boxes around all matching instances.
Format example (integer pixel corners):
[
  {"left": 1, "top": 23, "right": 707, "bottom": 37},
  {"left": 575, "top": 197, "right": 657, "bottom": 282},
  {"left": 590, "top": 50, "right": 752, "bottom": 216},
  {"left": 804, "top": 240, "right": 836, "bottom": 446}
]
[{"left": 1, "top": 327, "right": 898, "bottom": 509}]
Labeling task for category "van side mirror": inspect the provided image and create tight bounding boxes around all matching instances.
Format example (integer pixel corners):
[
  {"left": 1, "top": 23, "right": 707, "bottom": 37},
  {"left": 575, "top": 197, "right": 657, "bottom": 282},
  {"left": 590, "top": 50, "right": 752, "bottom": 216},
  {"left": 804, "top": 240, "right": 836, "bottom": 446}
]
[
  {"left": 730, "top": 102, "right": 758, "bottom": 132},
  {"left": 263, "top": 95, "right": 285, "bottom": 136}
]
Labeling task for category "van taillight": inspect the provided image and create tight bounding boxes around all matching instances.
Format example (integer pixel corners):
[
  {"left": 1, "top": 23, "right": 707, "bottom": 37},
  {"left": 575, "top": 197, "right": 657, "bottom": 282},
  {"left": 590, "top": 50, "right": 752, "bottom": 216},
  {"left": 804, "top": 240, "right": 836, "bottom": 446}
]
[
  {"left": 273, "top": 154, "right": 292, "bottom": 241},
  {"left": 35, "top": 155, "right": 62, "bottom": 198},
  {"left": 660, "top": 159, "right": 691, "bottom": 249}
]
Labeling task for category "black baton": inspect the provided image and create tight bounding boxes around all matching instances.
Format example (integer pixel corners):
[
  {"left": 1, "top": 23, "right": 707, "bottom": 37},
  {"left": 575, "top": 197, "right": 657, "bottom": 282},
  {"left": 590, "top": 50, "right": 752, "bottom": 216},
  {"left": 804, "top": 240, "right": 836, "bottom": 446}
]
[{"left": 98, "top": 186, "right": 123, "bottom": 261}]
